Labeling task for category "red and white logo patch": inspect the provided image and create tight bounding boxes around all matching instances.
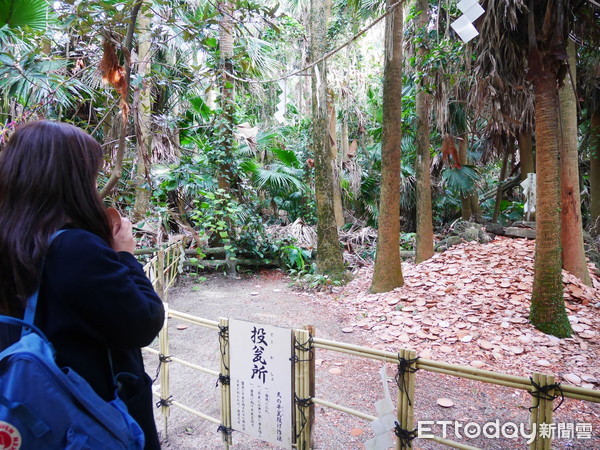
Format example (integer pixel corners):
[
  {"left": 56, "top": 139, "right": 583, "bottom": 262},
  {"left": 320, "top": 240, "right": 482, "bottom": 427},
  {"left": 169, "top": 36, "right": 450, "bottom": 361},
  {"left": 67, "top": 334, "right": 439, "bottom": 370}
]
[{"left": 0, "top": 421, "right": 21, "bottom": 450}]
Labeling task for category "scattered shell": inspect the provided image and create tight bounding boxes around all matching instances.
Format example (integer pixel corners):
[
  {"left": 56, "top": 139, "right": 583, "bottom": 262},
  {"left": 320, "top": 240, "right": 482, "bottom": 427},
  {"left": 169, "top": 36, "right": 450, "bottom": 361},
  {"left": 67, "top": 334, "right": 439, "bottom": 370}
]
[
  {"left": 437, "top": 398, "right": 454, "bottom": 408},
  {"left": 563, "top": 373, "right": 582, "bottom": 385}
]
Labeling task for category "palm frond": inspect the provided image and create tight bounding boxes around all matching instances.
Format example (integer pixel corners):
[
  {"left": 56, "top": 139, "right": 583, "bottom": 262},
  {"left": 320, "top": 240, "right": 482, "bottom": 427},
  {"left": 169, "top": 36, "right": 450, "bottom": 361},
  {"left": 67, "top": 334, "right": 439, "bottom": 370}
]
[
  {"left": 253, "top": 166, "right": 305, "bottom": 192},
  {"left": 238, "top": 36, "right": 282, "bottom": 79},
  {"left": 0, "top": 0, "right": 50, "bottom": 31},
  {"left": 272, "top": 148, "right": 300, "bottom": 167},
  {"left": 441, "top": 165, "right": 480, "bottom": 196}
]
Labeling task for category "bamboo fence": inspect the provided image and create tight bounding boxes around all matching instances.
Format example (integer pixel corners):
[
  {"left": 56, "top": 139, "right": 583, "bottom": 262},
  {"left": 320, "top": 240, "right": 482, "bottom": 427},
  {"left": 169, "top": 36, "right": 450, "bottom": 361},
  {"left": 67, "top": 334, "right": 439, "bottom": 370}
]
[{"left": 141, "top": 246, "right": 599, "bottom": 449}]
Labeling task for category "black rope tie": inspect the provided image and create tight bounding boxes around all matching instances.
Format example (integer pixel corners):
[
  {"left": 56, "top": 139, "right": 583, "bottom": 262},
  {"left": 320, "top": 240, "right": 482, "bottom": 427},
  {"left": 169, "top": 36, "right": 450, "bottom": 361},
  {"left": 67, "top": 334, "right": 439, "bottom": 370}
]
[
  {"left": 153, "top": 353, "right": 172, "bottom": 382},
  {"left": 290, "top": 335, "right": 314, "bottom": 363},
  {"left": 395, "top": 356, "right": 419, "bottom": 406},
  {"left": 156, "top": 395, "right": 173, "bottom": 409},
  {"left": 528, "top": 377, "right": 564, "bottom": 412},
  {"left": 216, "top": 373, "right": 230, "bottom": 387},
  {"left": 218, "top": 325, "right": 230, "bottom": 373},
  {"left": 294, "top": 394, "right": 313, "bottom": 439},
  {"left": 217, "top": 425, "right": 233, "bottom": 438},
  {"left": 394, "top": 422, "right": 418, "bottom": 448}
]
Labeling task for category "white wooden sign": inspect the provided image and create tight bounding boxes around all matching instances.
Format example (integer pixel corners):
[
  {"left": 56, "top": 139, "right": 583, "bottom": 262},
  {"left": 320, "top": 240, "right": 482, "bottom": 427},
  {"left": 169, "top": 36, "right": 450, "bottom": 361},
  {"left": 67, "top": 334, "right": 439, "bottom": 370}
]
[{"left": 229, "top": 319, "right": 293, "bottom": 449}]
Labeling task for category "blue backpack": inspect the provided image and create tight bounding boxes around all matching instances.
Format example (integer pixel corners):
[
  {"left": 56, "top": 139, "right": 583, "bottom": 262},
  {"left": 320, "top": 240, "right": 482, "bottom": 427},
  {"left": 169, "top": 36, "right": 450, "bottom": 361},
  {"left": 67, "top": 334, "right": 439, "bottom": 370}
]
[{"left": 0, "top": 232, "right": 145, "bottom": 450}]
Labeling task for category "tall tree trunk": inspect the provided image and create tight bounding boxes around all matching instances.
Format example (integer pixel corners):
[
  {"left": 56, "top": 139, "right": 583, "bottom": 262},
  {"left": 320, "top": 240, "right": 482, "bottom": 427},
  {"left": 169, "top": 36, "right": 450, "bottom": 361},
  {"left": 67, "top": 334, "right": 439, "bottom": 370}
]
[
  {"left": 530, "top": 72, "right": 572, "bottom": 338},
  {"left": 341, "top": 115, "right": 350, "bottom": 159},
  {"left": 559, "top": 39, "right": 591, "bottom": 285},
  {"left": 591, "top": 109, "right": 600, "bottom": 226},
  {"left": 217, "top": 0, "right": 237, "bottom": 277},
  {"left": 518, "top": 129, "right": 535, "bottom": 181},
  {"left": 328, "top": 97, "right": 344, "bottom": 227},
  {"left": 458, "top": 137, "right": 473, "bottom": 220},
  {"left": 217, "top": 0, "right": 235, "bottom": 193},
  {"left": 132, "top": 0, "right": 153, "bottom": 221},
  {"left": 414, "top": 0, "right": 433, "bottom": 263},
  {"left": 371, "top": 0, "right": 404, "bottom": 292},
  {"left": 492, "top": 137, "right": 510, "bottom": 223},
  {"left": 310, "top": 0, "right": 345, "bottom": 278}
]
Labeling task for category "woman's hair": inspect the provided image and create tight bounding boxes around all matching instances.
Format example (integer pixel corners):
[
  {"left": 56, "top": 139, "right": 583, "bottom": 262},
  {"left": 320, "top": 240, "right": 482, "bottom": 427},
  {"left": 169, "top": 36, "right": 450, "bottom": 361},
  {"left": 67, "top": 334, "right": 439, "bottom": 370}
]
[{"left": 0, "top": 120, "right": 113, "bottom": 315}]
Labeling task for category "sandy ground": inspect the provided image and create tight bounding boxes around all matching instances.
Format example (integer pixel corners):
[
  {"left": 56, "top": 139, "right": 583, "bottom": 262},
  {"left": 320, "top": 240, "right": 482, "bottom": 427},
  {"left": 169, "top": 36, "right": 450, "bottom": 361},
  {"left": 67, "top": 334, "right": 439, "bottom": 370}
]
[{"left": 143, "top": 268, "right": 599, "bottom": 449}]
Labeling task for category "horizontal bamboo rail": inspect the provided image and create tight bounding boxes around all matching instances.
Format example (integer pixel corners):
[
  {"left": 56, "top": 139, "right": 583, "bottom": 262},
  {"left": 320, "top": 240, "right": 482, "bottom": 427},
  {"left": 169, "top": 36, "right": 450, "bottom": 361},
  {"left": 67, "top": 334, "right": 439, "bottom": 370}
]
[
  {"left": 313, "top": 337, "right": 599, "bottom": 403},
  {"left": 312, "top": 397, "right": 377, "bottom": 421},
  {"left": 168, "top": 310, "right": 219, "bottom": 330},
  {"left": 145, "top": 347, "right": 219, "bottom": 377}
]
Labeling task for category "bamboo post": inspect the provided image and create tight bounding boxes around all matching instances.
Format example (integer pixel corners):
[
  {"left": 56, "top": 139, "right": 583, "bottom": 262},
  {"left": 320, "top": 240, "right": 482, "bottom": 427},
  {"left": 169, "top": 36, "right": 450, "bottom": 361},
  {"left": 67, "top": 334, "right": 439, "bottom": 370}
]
[
  {"left": 157, "top": 249, "right": 166, "bottom": 300},
  {"left": 396, "top": 349, "right": 417, "bottom": 450},
  {"left": 529, "top": 373, "right": 555, "bottom": 450},
  {"left": 294, "top": 329, "right": 313, "bottom": 449},
  {"left": 305, "top": 326, "right": 316, "bottom": 449},
  {"left": 158, "top": 303, "right": 170, "bottom": 438},
  {"left": 218, "top": 317, "right": 232, "bottom": 448}
]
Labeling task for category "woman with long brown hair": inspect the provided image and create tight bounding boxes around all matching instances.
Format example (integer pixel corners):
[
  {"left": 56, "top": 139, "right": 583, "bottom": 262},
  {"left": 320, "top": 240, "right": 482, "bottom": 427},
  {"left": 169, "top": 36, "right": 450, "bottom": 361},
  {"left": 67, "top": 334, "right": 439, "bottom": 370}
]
[{"left": 0, "top": 120, "right": 164, "bottom": 449}]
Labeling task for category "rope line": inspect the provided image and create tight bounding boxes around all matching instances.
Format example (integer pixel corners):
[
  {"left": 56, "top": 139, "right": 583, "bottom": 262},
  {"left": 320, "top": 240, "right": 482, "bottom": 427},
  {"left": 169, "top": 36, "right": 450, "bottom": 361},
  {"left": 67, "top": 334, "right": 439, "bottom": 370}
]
[
  {"left": 217, "top": 424, "right": 233, "bottom": 438},
  {"left": 529, "top": 377, "right": 564, "bottom": 412},
  {"left": 156, "top": 395, "right": 173, "bottom": 409},
  {"left": 218, "top": 325, "right": 230, "bottom": 374},
  {"left": 216, "top": 373, "right": 230, "bottom": 387},
  {"left": 291, "top": 334, "right": 314, "bottom": 363},
  {"left": 395, "top": 355, "right": 419, "bottom": 406},
  {"left": 394, "top": 422, "right": 418, "bottom": 448},
  {"left": 294, "top": 393, "right": 313, "bottom": 440},
  {"left": 153, "top": 353, "right": 172, "bottom": 382}
]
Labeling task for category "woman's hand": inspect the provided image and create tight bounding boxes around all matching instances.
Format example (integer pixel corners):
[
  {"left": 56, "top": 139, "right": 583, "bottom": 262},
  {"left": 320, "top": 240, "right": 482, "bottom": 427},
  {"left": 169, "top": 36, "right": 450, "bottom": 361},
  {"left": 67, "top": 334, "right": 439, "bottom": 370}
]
[{"left": 112, "top": 216, "right": 136, "bottom": 254}]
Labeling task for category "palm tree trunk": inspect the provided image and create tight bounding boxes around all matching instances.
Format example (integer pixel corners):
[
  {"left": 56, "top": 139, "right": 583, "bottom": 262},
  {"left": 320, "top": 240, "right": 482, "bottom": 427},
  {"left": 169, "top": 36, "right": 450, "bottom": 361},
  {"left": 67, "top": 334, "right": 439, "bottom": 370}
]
[
  {"left": 311, "top": 0, "right": 345, "bottom": 278},
  {"left": 458, "top": 137, "right": 473, "bottom": 220},
  {"left": 218, "top": 0, "right": 235, "bottom": 193},
  {"left": 328, "top": 97, "right": 344, "bottom": 227},
  {"left": 492, "top": 137, "right": 510, "bottom": 223},
  {"left": 518, "top": 129, "right": 535, "bottom": 181},
  {"left": 371, "top": 0, "right": 404, "bottom": 292},
  {"left": 414, "top": 0, "right": 433, "bottom": 263},
  {"left": 530, "top": 72, "right": 572, "bottom": 338},
  {"left": 132, "top": 0, "right": 153, "bottom": 221},
  {"left": 559, "top": 39, "right": 591, "bottom": 285},
  {"left": 590, "top": 109, "right": 600, "bottom": 226}
]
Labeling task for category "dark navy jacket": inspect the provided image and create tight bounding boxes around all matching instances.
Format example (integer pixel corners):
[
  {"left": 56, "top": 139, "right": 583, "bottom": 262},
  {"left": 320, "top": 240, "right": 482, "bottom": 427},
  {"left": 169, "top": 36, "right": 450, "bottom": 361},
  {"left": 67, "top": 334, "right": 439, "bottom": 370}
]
[{"left": 6, "top": 229, "right": 165, "bottom": 449}]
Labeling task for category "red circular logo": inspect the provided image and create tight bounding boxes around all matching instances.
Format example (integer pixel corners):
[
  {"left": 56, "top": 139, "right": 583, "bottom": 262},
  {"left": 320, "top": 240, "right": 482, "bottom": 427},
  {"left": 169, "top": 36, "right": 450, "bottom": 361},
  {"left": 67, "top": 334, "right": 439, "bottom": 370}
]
[{"left": 0, "top": 422, "right": 21, "bottom": 450}]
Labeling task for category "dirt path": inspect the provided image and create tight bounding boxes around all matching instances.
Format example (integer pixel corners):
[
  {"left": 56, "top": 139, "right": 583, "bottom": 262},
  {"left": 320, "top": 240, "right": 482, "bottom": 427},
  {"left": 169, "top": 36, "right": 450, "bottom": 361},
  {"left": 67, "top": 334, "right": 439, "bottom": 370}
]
[{"left": 145, "top": 266, "right": 599, "bottom": 449}]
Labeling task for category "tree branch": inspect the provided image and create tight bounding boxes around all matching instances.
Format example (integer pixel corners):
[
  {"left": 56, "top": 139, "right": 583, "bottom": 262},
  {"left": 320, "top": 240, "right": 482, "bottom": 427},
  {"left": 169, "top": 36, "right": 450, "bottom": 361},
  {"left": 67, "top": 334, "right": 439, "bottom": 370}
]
[{"left": 100, "top": 0, "right": 143, "bottom": 199}]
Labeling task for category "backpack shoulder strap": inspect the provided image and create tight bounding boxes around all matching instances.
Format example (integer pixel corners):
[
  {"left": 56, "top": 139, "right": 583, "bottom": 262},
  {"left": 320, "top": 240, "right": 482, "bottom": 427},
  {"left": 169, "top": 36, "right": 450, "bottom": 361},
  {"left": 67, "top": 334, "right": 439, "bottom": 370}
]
[{"left": 22, "top": 230, "right": 68, "bottom": 330}]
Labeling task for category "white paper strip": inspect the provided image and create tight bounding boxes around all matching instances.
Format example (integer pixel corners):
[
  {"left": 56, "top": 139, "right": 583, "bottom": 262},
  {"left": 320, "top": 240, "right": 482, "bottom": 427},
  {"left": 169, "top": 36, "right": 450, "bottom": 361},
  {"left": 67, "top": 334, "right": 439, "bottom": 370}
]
[
  {"left": 462, "top": 2, "right": 485, "bottom": 22},
  {"left": 451, "top": 16, "right": 479, "bottom": 43}
]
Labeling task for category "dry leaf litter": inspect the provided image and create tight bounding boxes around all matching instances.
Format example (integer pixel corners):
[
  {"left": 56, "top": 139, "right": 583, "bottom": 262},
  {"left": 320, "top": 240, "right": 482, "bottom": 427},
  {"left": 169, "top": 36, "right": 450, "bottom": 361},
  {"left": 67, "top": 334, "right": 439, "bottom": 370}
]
[{"left": 327, "top": 237, "right": 599, "bottom": 388}]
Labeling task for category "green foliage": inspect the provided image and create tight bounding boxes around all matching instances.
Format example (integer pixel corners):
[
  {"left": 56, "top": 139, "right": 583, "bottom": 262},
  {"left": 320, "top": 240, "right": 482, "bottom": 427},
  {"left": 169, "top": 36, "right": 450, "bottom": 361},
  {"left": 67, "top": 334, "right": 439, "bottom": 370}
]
[
  {"left": 499, "top": 200, "right": 524, "bottom": 224},
  {"left": 441, "top": 165, "right": 480, "bottom": 197},
  {"left": 400, "top": 233, "right": 415, "bottom": 251},
  {"left": 189, "top": 190, "right": 243, "bottom": 258},
  {"left": 279, "top": 244, "right": 313, "bottom": 271},
  {"left": 289, "top": 271, "right": 346, "bottom": 291},
  {"left": 0, "top": 52, "right": 92, "bottom": 111},
  {"left": 0, "top": 0, "right": 50, "bottom": 31}
]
